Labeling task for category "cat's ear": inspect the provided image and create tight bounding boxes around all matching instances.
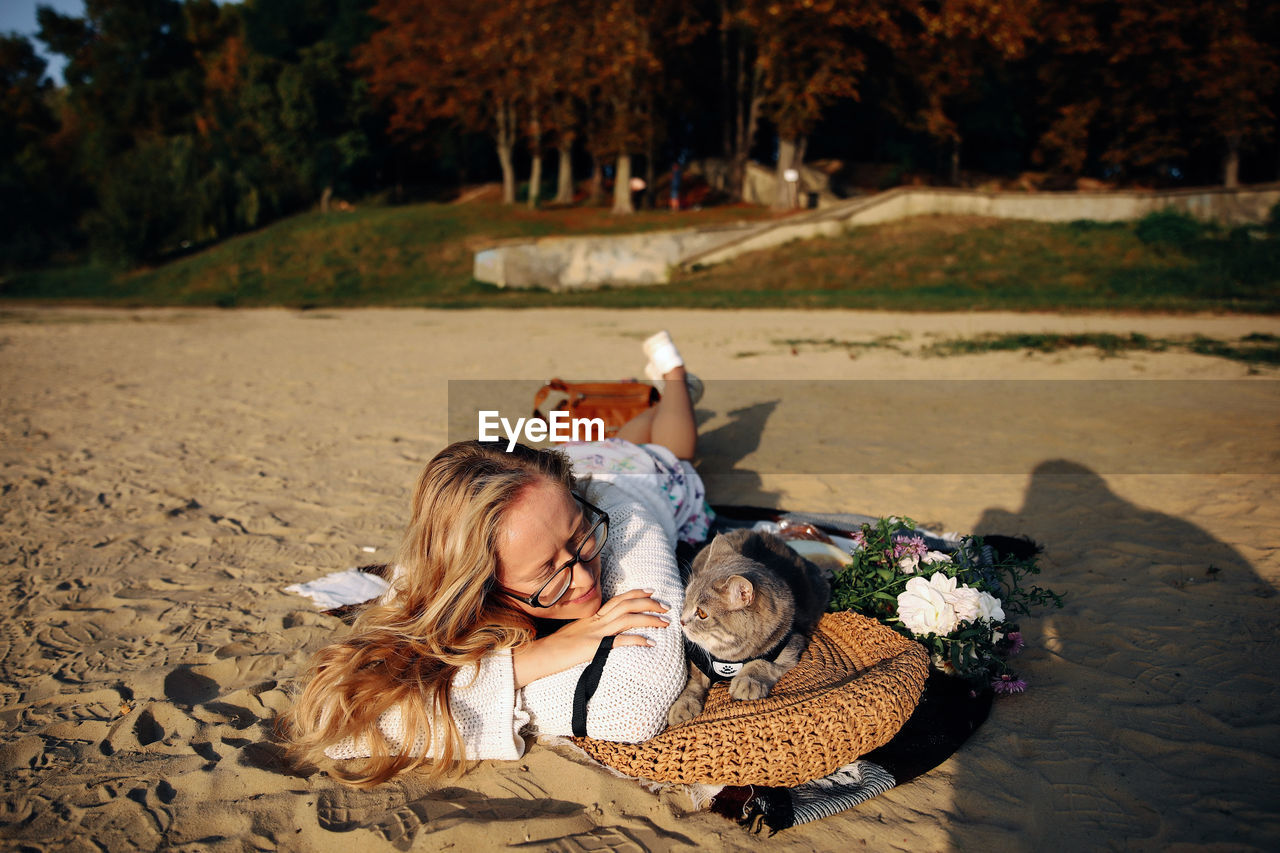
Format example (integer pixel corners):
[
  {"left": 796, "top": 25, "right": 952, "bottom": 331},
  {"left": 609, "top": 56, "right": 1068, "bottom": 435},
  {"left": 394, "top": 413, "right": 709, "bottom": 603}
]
[
  {"left": 726, "top": 575, "right": 754, "bottom": 608},
  {"left": 705, "top": 534, "right": 733, "bottom": 561}
]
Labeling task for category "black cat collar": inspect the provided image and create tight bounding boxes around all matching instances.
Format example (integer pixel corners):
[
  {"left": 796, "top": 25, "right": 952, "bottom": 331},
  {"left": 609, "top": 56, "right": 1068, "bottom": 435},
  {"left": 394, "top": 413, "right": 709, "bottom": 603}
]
[{"left": 685, "top": 631, "right": 793, "bottom": 685}]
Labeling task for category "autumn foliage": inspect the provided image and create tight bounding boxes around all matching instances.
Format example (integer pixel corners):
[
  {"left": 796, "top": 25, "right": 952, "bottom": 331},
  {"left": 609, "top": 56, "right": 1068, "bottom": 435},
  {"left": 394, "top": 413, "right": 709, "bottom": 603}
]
[{"left": 3, "top": 0, "right": 1279, "bottom": 268}]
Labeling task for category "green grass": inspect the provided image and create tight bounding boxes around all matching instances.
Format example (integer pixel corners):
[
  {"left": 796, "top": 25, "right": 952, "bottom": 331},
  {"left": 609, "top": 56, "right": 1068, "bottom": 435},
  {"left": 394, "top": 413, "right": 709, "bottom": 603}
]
[
  {"left": 775, "top": 334, "right": 909, "bottom": 354},
  {"left": 764, "top": 330, "right": 1280, "bottom": 368},
  {"left": 4, "top": 204, "right": 1279, "bottom": 312},
  {"left": 670, "top": 215, "right": 1280, "bottom": 312},
  {"left": 920, "top": 331, "right": 1280, "bottom": 367},
  {"left": 923, "top": 332, "right": 1170, "bottom": 357},
  {"left": 1, "top": 202, "right": 775, "bottom": 308}
]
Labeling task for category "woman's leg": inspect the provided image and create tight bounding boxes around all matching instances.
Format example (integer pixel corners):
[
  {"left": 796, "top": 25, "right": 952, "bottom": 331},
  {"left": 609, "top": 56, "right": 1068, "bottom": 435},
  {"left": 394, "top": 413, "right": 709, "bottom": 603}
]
[{"left": 615, "top": 366, "right": 697, "bottom": 459}]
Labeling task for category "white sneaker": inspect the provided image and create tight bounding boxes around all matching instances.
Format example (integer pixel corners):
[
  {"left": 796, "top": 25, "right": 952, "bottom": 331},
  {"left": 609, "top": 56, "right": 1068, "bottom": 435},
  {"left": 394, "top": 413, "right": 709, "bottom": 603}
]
[
  {"left": 643, "top": 330, "right": 684, "bottom": 377},
  {"left": 642, "top": 331, "right": 703, "bottom": 404}
]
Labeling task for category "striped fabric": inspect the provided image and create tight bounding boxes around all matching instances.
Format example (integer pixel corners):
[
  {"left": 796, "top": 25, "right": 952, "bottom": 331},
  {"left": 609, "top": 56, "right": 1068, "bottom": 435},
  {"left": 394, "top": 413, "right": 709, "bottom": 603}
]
[
  {"left": 787, "top": 760, "right": 897, "bottom": 826},
  {"left": 713, "top": 759, "right": 899, "bottom": 833}
]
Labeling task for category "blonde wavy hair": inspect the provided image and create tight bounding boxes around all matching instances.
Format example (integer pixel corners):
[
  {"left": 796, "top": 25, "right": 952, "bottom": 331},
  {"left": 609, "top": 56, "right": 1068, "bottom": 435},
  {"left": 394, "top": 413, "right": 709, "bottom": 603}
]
[{"left": 283, "top": 440, "right": 577, "bottom": 786}]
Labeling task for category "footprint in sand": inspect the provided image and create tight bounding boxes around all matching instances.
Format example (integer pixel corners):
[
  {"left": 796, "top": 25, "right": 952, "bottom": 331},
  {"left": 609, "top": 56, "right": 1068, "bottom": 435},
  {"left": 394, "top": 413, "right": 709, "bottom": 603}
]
[
  {"left": 100, "top": 701, "right": 201, "bottom": 756},
  {"left": 163, "top": 667, "right": 220, "bottom": 705},
  {"left": 316, "top": 784, "right": 585, "bottom": 845},
  {"left": 513, "top": 824, "right": 698, "bottom": 852},
  {"left": 316, "top": 786, "right": 408, "bottom": 833},
  {"left": 370, "top": 792, "right": 585, "bottom": 847}
]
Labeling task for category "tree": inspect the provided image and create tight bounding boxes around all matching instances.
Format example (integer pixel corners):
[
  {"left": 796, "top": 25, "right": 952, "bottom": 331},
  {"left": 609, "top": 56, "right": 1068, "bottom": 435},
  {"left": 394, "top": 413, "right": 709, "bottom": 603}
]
[
  {"left": 37, "top": 0, "right": 206, "bottom": 261},
  {"left": 356, "top": 0, "right": 533, "bottom": 204},
  {"left": 1189, "top": 1, "right": 1277, "bottom": 187},
  {"left": 570, "top": 0, "right": 697, "bottom": 214},
  {"left": 898, "top": 0, "right": 1035, "bottom": 186},
  {"left": 1032, "top": 0, "right": 1278, "bottom": 186},
  {"left": 0, "top": 34, "right": 75, "bottom": 269},
  {"left": 33, "top": 0, "right": 379, "bottom": 263},
  {"left": 537, "top": 0, "right": 594, "bottom": 205},
  {"left": 733, "top": 0, "right": 891, "bottom": 208},
  {"left": 548, "top": 50, "right": 585, "bottom": 204},
  {"left": 580, "top": 0, "right": 663, "bottom": 214},
  {"left": 519, "top": 0, "right": 568, "bottom": 208},
  {"left": 240, "top": 0, "right": 379, "bottom": 206},
  {"left": 39, "top": 0, "right": 203, "bottom": 145},
  {"left": 716, "top": 0, "right": 763, "bottom": 202}
]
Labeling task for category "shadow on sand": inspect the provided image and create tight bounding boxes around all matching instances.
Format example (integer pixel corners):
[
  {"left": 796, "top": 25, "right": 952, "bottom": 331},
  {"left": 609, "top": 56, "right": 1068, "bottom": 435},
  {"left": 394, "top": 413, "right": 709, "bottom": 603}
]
[{"left": 945, "top": 459, "right": 1280, "bottom": 849}]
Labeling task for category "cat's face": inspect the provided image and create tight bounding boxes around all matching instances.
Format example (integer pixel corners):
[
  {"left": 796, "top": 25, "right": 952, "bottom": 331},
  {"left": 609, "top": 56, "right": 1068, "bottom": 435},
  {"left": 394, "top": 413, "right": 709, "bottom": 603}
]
[
  {"left": 680, "top": 571, "right": 759, "bottom": 655},
  {"left": 680, "top": 534, "right": 796, "bottom": 658}
]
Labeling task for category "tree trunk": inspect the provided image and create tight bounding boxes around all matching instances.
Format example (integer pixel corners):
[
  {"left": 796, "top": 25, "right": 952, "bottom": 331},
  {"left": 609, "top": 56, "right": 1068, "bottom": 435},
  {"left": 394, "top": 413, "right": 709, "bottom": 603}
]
[
  {"left": 720, "top": 0, "right": 733, "bottom": 159},
  {"left": 555, "top": 143, "right": 574, "bottom": 203},
  {"left": 497, "top": 142, "right": 516, "bottom": 205},
  {"left": 612, "top": 153, "right": 634, "bottom": 215},
  {"left": 1223, "top": 133, "right": 1241, "bottom": 188},
  {"left": 320, "top": 185, "right": 333, "bottom": 213},
  {"left": 644, "top": 119, "right": 656, "bottom": 211},
  {"left": 644, "top": 155, "right": 656, "bottom": 211},
  {"left": 496, "top": 99, "right": 518, "bottom": 205},
  {"left": 588, "top": 154, "right": 604, "bottom": 205},
  {"left": 948, "top": 138, "right": 961, "bottom": 186},
  {"left": 528, "top": 149, "right": 542, "bottom": 209},
  {"left": 527, "top": 110, "right": 544, "bottom": 209},
  {"left": 773, "top": 136, "right": 800, "bottom": 210},
  {"left": 732, "top": 62, "right": 763, "bottom": 203}
]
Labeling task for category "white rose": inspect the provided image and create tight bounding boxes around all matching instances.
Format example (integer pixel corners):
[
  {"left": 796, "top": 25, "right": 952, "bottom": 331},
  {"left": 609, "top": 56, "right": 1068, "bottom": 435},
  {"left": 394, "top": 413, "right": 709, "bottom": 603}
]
[
  {"left": 926, "top": 572, "right": 958, "bottom": 596},
  {"left": 976, "top": 590, "right": 1005, "bottom": 622},
  {"left": 897, "top": 576, "right": 959, "bottom": 636},
  {"left": 947, "top": 585, "right": 982, "bottom": 623},
  {"left": 922, "top": 550, "right": 952, "bottom": 565},
  {"left": 898, "top": 554, "right": 920, "bottom": 574}
]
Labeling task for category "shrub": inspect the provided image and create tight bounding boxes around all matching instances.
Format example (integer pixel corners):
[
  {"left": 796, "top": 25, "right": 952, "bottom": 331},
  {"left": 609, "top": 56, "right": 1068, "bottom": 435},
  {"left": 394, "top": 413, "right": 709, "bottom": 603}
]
[
  {"left": 1265, "top": 201, "right": 1280, "bottom": 237},
  {"left": 1134, "top": 208, "right": 1204, "bottom": 249},
  {"left": 1066, "top": 219, "right": 1124, "bottom": 232}
]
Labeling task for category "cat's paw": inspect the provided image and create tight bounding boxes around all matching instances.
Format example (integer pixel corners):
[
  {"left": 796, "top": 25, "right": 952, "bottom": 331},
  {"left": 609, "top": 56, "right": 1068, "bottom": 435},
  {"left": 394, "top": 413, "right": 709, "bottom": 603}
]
[
  {"left": 728, "top": 667, "right": 779, "bottom": 701},
  {"left": 666, "top": 694, "right": 703, "bottom": 727}
]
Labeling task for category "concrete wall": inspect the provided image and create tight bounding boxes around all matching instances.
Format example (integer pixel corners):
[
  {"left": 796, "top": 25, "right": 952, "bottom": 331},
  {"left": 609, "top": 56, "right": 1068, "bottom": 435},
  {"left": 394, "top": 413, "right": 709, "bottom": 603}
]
[
  {"left": 683, "top": 183, "right": 1280, "bottom": 269},
  {"left": 473, "top": 227, "right": 744, "bottom": 291},
  {"left": 474, "top": 182, "right": 1280, "bottom": 290},
  {"left": 846, "top": 184, "right": 1280, "bottom": 227}
]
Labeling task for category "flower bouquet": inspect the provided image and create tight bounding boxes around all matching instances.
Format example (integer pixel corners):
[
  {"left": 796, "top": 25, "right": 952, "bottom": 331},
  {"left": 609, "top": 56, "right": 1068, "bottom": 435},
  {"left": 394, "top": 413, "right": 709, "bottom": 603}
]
[{"left": 828, "top": 517, "right": 1063, "bottom": 694}]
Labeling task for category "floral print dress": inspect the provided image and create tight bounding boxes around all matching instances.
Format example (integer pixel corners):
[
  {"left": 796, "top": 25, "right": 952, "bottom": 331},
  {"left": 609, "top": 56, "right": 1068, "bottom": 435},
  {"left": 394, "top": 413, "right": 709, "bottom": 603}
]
[{"left": 560, "top": 438, "right": 714, "bottom": 546}]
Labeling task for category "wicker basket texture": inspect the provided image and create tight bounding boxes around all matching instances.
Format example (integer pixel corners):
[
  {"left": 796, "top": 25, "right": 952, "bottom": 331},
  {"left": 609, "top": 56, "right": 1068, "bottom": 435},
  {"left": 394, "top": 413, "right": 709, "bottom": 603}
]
[{"left": 572, "top": 611, "right": 929, "bottom": 786}]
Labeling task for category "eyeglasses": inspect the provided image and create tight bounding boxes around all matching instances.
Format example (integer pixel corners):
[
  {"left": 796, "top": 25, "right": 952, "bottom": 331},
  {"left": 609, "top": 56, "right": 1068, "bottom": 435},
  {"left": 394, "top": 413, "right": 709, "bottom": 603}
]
[{"left": 500, "top": 493, "right": 610, "bottom": 608}]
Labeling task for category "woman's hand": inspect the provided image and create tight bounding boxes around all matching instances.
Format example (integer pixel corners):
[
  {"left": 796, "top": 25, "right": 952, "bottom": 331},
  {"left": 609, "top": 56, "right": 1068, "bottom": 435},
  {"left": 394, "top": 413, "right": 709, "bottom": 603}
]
[{"left": 512, "top": 589, "right": 670, "bottom": 688}]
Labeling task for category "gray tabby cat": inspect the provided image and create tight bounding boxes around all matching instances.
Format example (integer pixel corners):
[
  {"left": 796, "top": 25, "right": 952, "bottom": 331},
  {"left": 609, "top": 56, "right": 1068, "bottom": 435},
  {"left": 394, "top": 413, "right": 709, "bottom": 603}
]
[{"left": 667, "top": 528, "right": 832, "bottom": 727}]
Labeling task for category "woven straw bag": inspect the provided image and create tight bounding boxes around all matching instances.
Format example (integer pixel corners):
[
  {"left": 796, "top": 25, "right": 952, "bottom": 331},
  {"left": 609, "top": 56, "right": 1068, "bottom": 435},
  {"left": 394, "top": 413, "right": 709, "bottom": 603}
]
[{"left": 572, "top": 611, "right": 928, "bottom": 787}]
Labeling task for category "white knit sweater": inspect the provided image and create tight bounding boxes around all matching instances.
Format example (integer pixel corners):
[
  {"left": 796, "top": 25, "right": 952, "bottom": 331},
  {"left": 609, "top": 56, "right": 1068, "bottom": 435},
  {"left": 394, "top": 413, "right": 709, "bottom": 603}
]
[{"left": 325, "top": 473, "right": 687, "bottom": 761}]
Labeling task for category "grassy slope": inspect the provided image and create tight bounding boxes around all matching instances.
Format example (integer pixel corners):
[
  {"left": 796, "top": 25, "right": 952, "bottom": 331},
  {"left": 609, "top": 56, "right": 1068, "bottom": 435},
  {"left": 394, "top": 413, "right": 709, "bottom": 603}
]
[
  {"left": 672, "top": 217, "right": 1280, "bottom": 312},
  {"left": 4, "top": 203, "right": 777, "bottom": 308},
  {"left": 5, "top": 204, "right": 1278, "bottom": 312}
]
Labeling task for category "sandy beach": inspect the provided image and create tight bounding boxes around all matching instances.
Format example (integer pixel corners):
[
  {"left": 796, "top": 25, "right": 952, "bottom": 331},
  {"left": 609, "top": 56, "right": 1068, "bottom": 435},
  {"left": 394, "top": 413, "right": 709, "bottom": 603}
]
[{"left": 1, "top": 306, "right": 1277, "bottom": 851}]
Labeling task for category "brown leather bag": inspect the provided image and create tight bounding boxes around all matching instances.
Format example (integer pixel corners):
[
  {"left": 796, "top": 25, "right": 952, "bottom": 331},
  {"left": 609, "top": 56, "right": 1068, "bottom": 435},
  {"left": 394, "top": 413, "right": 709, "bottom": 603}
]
[{"left": 531, "top": 378, "right": 660, "bottom": 439}]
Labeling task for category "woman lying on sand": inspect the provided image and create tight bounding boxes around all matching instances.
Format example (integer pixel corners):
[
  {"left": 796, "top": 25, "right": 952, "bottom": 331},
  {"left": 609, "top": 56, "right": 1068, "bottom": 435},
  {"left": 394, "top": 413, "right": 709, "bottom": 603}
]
[{"left": 285, "top": 333, "right": 708, "bottom": 786}]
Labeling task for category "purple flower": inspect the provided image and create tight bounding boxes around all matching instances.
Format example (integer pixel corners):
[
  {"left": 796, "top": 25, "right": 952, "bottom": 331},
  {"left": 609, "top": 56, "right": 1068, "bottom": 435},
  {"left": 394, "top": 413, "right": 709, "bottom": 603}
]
[
  {"left": 1004, "top": 631, "right": 1025, "bottom": 656},
  {"left": 892, "top": 535, "right": 929, "bottom": 560},
  {"left": 992, "top": 674, "right": 1027, "bottom": 694},
  {"left": 850, "top": 530, "right": 866, "bottom": 549}
]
